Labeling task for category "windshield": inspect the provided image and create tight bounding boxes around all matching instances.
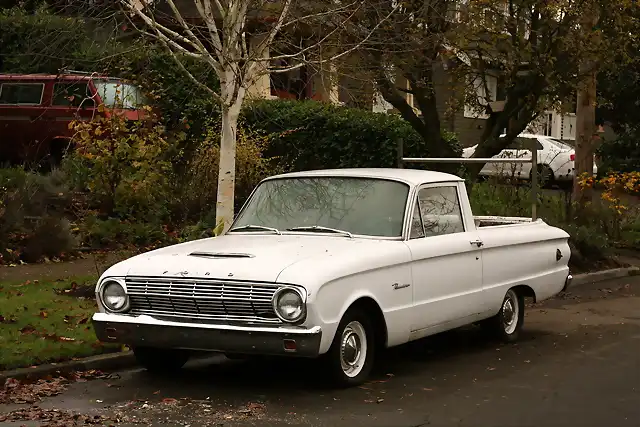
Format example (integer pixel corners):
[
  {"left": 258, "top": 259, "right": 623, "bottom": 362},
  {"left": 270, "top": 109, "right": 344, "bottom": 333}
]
[
  {"left": 93, "top": 80, "right": 149, "bottom": 109},
  {"left": 231, "top": 177, "right": 410, "bottom": 237}
]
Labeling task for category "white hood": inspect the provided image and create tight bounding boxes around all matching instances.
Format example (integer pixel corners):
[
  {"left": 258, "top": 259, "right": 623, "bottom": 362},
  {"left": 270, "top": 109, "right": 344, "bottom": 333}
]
[{"left": 100, "top": 234, "right": 409, "bottom": 287}]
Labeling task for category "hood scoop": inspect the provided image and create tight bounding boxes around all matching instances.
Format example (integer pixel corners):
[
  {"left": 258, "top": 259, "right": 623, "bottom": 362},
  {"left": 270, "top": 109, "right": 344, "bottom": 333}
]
[{"left": 189, "top": 251, "right": 255, "bottom": 259}]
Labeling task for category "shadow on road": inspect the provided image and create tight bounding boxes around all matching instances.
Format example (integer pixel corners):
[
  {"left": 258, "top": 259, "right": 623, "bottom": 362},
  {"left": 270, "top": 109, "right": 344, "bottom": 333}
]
[{"left": 124, "top": 325, "right": 550, "bottom": 398}]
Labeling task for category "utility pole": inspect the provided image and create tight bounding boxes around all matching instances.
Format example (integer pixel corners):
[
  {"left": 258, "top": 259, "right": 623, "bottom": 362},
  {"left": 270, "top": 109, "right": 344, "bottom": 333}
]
[{"left": 572, "top": 9, "right": 599, "bottom": 204}]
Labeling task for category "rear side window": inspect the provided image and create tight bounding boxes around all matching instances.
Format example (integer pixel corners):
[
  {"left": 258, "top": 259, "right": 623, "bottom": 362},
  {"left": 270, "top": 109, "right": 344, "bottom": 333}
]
[
  {"left": 0, "top": 83, "right": 44, "bottom": 105},
  {"left": 508, "top": 137, "right": 543, "bottom": 150},
  {"left": 417, "top": 186, "right": 465, "bottom": 236},
  {"left": 53, "top": 82, "right": 91, "bottom": 107}
]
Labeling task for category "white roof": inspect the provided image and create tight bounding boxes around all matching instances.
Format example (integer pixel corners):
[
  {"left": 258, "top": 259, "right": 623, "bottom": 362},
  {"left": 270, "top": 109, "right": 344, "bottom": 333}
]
[{"left": 266, "top": 168, "right": 464, "bottom": 186}]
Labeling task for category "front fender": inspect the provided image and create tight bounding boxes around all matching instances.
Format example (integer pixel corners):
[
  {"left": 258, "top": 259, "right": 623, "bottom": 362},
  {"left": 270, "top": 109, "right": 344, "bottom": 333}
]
[{"left": 306, "top": 266, "right": 414, "bottom": 354}]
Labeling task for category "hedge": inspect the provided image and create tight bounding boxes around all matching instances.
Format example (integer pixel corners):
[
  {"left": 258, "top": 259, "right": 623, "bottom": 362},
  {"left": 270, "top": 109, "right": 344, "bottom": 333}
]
[{"left": 242, "top": 99, "right": 462, "bottom": 171}]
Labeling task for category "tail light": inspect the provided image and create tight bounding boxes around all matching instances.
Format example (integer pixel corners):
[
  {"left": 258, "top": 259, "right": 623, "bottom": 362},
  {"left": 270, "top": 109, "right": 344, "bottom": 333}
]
[{"left": 570, "top": 153, "right": 575, "bottom": 161}]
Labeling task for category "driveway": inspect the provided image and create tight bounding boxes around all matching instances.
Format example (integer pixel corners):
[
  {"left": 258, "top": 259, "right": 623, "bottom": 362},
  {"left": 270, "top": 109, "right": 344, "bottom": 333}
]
[{"left": 2, "top": 276, "right": 639, "bottom": 427}]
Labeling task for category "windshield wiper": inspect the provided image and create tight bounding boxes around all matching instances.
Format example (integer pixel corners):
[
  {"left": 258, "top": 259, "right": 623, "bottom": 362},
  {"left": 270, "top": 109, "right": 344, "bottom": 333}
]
[
  {"left": 228, "top": 225, "right": 281, "bottom": 235},
  {"left": 286, "top": 226, "right": 353, "bottom": 238}
]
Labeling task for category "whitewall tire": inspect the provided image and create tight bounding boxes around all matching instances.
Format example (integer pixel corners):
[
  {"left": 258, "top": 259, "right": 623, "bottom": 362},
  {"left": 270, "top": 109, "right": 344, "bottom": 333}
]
[{"left": 323, "top": 308, "right": 376, "bottom": 387}]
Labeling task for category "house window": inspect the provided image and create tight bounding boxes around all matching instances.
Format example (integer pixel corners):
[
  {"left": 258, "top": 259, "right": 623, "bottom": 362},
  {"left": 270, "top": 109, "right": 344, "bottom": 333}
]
[
  {"left": 464, "top": 74, "right": 498, "bottom": 119},
  {"left": 270, "top": 59, "right": 308, "bottom": 100},
  {"left": 0, "top": 83, "right": 44, "bottom": 105}
]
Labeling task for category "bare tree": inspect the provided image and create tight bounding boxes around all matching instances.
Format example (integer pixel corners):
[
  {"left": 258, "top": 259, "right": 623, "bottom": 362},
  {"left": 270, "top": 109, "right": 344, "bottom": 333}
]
[{"left": 121, "top": 0, "right": 398, "bottom": 231}]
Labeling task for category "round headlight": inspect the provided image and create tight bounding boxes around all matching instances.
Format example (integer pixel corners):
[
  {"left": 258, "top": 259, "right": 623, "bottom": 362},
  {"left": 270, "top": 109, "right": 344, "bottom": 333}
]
[
  {"left": 273, "top": 288, "right": 304, "bottom": 322},
  {"left": 101, "top": 281, "right": 129, "bottom": 312}
]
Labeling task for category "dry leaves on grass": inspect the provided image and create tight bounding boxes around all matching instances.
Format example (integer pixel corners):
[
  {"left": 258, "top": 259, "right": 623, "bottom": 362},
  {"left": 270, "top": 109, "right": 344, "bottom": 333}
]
[{"left": 18, "top": 323, "right": 77, "bottom": 342}]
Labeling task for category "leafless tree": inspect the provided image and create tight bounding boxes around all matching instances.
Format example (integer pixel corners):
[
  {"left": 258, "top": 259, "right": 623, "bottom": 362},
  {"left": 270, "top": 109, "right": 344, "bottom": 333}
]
[{"left": 120, "top": 0, "right": 398, "bottom": 231}]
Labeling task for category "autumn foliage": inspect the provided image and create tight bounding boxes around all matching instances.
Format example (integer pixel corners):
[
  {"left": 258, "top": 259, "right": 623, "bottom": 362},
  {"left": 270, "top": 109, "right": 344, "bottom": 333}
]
[{"left": 579, "top": 171, "right": 640, "bottom": 241}]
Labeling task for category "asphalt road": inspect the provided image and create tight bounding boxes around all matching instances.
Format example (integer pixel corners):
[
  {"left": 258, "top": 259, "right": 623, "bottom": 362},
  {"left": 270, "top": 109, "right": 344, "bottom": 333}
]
[{"left": 2, "top": 276, "right": 639, "bottom": 427}]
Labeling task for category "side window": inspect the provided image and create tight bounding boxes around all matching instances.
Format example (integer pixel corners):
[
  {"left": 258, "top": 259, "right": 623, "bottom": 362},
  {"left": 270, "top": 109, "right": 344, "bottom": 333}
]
[
  {"left": 417, "top": 186, "right": 465, "bottom": 236},
  {"left": 535, "top": 139, "right": 544, "bottom": 150},
  {"left": 409, "top": 198, "right": 425, "bottom": 239},
  {"left": 506, "top": 138, "right": 523, "bottom": 150},
  {"left": 511, "top": 137, "right": 542, "bottom": 151},
  {"left": 53, "top": 82, "right": 90, "bottom": 107},
  {"left": 0, "top": 83, "right": 44, "bottom": 105}
]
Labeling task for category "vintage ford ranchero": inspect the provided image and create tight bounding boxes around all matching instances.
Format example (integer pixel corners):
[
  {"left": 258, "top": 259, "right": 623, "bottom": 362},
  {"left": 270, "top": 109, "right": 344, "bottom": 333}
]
[{"left": 92, "top": 168, "right": 572, "bottom": 386}]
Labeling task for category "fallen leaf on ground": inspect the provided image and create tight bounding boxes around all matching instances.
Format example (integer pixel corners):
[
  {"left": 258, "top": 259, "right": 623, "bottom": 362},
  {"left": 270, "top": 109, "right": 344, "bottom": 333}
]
[
  {"left": 0, "top": 314, "right": 17, "bottom": 324},
  {"left": 20, "top": 324, "right": 37, "bottom": 335}
]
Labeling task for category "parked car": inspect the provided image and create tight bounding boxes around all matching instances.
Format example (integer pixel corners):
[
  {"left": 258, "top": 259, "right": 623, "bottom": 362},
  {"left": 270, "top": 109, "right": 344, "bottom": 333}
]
[
  {"left": 462, "top": 133, "right": 598, "bottom": 186},
  {"left": 92, "top": 168, "right": 572, "bottom": 386},
  {"left": 0, "top": 71, "right": 150, "bottom": 168}
]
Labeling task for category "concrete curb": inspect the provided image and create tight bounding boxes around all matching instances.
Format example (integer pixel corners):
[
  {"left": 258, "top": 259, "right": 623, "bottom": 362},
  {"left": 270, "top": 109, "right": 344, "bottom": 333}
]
[
  {"left": 569, "top": 266, "right": 640, "bottom": 288},
  {"left": 0, "top": 351, "right": 136, "bottom": 384},
  {"left": 1, "top": 266, "right": 638, "bottom": 382}
]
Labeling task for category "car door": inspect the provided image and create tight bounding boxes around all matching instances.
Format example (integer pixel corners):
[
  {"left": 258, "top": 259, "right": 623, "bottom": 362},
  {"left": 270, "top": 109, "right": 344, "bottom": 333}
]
[
  {"left": 517, "top": 137, "right": 546, "bottom": 178},
  {"left": 0, "top": 81, "right": 46, "bottom": 162},
  {"left": 496, "top": 138, "right": 526, "bottom": 179},
  {"left": 405, "top": 183, "right": 484, "bottom": 335}
]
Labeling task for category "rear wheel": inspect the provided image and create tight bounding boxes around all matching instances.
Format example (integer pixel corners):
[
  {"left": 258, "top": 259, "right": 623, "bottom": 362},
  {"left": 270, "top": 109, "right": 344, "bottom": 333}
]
[
  {"left": 133, "top": 347, "right": 190, "bottom": 373},
  {"left": 530, "top": 164, "right": 554, "bottom": 188},
  {"left": 323, "top": 308, "right": 376, "bottom": 387},
  {"left": 481, "top": 288, "right": 525, "bottom": 343}
]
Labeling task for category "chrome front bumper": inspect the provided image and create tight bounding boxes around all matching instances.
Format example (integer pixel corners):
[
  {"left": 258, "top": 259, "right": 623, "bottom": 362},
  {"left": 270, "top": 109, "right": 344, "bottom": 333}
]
[{"left": 92, "top": 313, "right": 322, "bottom": 357}]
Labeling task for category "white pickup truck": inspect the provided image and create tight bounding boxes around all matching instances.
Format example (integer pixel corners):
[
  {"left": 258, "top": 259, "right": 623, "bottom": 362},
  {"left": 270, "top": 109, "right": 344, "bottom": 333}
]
[{"left": 92, "top": 168, "right": 572, "bottom": 387}]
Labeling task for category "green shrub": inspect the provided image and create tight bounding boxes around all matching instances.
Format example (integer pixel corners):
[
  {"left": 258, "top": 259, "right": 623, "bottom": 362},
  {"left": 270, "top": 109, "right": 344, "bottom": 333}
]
[
  {"left": 170, "top": 121, "right": 284, "bottom": 223},
  {"left": 0, "top": 6, "right": 88, "bottom": 73},
  {"left": 64, "top": 108, "right": 182, "bottom": 221},
  {"left": 0, "top": 168, "right": 76, "bottom": 263},
  {"left": 242, "top": 99, "right": 462, "bottom": 171},
  {"left": 103, "top": 42, "right": 221, "bottom": 147},
  {"left": 597, "top": 133, "right": 640, "bottom": 175},
  {"left": 79, "top": 217, "right": 176, "bottom": 250}
]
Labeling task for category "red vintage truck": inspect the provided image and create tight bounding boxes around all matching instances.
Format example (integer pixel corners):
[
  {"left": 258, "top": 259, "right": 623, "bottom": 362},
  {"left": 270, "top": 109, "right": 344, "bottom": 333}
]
[{"left": 0, "top": 71, "right": 150, "bottom": 168}]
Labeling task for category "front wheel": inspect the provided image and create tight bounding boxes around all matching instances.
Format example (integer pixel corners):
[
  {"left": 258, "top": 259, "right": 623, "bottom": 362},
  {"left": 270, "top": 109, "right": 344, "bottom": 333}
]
[
  {"left": 481, "top": 288, "right": 525, "bottom": 343},
  {"left": 323, "top": 309, "right": 376, "bottom": 387},
  {"left": 133, "top": 347, "right": 190, "bottom": 373}
]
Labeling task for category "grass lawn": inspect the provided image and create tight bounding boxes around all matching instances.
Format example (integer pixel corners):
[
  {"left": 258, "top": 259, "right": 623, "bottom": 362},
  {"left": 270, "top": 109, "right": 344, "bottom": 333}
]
[{"left": 0, "top": 276, "right": 120, "bottom": 371}]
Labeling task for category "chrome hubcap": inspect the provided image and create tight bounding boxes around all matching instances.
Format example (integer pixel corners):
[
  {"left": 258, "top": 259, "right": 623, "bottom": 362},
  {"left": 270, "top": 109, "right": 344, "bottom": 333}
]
[
  {"left": 502, "top": 290, "right": 519, "bottom": 335},
  {"left": 340, "top": 321, "right": 367, "bottom": 378}
]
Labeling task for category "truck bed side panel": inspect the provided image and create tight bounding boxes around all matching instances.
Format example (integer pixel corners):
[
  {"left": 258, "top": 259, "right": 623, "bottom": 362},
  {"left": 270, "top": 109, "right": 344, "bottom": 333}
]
[{"left": 477, "top": 222, "right": 570, "bottom": 316}]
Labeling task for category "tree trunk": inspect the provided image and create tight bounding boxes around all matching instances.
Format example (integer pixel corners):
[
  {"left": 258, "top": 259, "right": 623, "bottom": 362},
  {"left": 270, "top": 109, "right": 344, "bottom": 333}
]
[
  {"left": 572, "top": 74, "right": 597, "bottom": 204},
  {"left": 572, "top": 11, "right": 599, "bottom": 206},
  {"left": 215, "top": 100, "right": 242, "bottom": 233}
]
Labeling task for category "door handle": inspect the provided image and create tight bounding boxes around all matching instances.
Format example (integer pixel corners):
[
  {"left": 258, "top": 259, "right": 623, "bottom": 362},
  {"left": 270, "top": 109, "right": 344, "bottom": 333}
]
[{"left": 470, "top": 239, "right": 484, "bottom": 248}]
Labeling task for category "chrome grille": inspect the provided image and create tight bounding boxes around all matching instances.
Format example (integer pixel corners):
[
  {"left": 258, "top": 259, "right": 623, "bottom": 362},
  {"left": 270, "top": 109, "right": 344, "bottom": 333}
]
[{"left": 125, "top": 276, "right": 282, "bottom": 324}]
